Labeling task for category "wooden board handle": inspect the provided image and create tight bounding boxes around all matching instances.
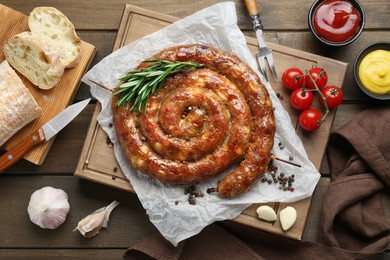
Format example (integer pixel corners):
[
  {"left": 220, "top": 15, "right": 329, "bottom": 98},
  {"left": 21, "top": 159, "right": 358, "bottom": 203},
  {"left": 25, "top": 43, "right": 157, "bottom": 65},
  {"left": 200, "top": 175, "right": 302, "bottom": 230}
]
[
  {"left": 244, "top": 0, "right": 260, "bottom": 16},
  {"left": 0, "top": 129, "right": 45, "bottom": 173}
]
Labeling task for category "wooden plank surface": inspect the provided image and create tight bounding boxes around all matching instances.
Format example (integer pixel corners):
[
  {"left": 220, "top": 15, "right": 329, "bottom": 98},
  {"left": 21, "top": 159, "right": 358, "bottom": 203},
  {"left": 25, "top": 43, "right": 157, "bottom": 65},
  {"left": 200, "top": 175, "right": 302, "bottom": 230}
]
[
  {"left": 0, "top": 0, "right": 389, "bottom": 257},
  {"left": 75, "top": 4, "right": 348, "bottom": 241},
  {"left": 1, "top": 0, "right": 388, "bottom": 31},
  {"left": 0, "top": 5, "right": 96, "bottom": 165},
  {"left": 0, "top": 249, "right": 126, "bottom": 259},
  {"left": 0, "top": 175, "right": 156, "bottom": 248}
]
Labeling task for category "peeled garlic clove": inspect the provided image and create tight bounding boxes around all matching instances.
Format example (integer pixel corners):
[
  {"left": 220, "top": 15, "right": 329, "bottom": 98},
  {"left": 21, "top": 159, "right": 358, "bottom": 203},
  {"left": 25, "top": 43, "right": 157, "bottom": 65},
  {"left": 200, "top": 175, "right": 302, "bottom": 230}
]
[
  {"left": 74, "top": 200, "right": 120, "bottom": 238},
  {"left": 27, "top": 186, "right": 70, "bottom": 229},
  {"left": 279, "top": 206, "right": 297, "bottom": 231},
  {"left": 256, "top": 205, "right": 277, "bottom": 222}
]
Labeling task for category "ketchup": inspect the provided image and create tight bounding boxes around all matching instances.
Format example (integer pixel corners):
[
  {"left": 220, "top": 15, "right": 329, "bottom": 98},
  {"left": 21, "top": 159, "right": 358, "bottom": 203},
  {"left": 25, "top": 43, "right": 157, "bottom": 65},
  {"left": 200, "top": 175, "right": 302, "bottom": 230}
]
[{"left": 313, "top": 0, "right": 361, "bottom": 43}]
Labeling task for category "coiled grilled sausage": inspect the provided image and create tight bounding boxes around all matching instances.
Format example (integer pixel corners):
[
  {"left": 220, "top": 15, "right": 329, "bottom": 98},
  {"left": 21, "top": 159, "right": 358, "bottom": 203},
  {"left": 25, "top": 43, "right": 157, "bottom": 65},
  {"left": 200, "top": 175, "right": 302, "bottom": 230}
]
[{"left": 112, "top": 44, "right": 275, "bottom": 198}]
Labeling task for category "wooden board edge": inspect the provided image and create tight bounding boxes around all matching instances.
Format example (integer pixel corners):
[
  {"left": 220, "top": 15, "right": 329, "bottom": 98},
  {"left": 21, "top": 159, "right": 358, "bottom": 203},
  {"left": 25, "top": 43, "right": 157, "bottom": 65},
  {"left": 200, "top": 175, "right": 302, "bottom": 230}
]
[
  {"left": 26, "top": 41, "right": 97, "bottom": 165},
  {"left": 0, "top": 3, "right": 97, "bottom": 165},
  {"left": 76, "top": 167, "right": 134, "bottom": 192},
  {"left": 267, "top": 40, "right": 349, "bottom": 67},
  {"left": 113, "top": 4, "right": 178, "bottom": 51},
  {"left": 233, "top": 195, "right": 314, "bottom": 241},
  {"left": 74, "top": 102, "right": 135, "bottom": 192}
]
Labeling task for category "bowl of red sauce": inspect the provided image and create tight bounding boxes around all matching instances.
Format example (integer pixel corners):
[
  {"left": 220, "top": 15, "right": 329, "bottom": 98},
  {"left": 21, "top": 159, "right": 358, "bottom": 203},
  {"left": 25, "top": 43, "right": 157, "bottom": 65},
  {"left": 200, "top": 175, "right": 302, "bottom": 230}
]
[{"left": 308, "top": 0, "right": 365, "bottom": 46}]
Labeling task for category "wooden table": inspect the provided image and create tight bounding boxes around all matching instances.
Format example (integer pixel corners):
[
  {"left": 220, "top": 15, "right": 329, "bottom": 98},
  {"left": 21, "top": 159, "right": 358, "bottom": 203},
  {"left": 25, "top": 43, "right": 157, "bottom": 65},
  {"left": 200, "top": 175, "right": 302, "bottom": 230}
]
[{"left": 0, "top": 0, "right": 389, "bottom": 258}]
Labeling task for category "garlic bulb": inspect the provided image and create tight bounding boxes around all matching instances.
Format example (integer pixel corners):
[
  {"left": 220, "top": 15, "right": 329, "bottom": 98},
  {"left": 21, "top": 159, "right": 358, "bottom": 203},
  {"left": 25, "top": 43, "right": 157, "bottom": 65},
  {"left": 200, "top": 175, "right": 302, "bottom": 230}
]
[
  {"left": 74, "top": 200, "right": 120, "bottom": 238},
  {"left": 27, "top": 186, "right": 70, "bottom": 229}
]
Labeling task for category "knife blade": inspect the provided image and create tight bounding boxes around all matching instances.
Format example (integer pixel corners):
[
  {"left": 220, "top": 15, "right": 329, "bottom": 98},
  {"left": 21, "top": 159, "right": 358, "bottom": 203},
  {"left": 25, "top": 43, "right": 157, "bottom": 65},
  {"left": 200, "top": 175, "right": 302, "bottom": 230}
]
[{"left": 0, "top": 98, "right": 91, "bottom": 173}]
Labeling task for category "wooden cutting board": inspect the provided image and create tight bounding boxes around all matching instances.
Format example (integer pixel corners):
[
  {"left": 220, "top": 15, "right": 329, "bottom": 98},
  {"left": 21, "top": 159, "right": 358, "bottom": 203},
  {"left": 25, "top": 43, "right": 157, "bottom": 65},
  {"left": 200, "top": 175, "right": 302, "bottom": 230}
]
[
  {"left": 75, "top": 5, "right": 348, "bottom": 240},
  {"left": 0, "top": 4, "right": 96, "bottom": 165}
]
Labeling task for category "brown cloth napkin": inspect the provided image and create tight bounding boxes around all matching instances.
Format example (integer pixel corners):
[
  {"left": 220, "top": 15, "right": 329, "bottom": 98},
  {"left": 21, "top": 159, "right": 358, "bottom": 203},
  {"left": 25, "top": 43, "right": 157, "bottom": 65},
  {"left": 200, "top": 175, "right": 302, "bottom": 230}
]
[
  {"left": 321, "top": 106, "right": 390, "bottom": 252},
  {"left": 124, "top": 107, "right": 390, "bottom": 259}
]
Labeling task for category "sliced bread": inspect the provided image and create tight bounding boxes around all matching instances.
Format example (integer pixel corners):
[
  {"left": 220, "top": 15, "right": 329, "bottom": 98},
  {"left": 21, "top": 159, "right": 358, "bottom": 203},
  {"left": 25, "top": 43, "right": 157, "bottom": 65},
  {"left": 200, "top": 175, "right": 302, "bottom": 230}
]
[
  {"left": 28, "top": 7, "right": 82, "bottom": 68},
  {"left": 0, "top": 60, "right": 42, "bottom": 146},
  {"left": 3, "top": 31, "right": 65, "bottom": 90}
]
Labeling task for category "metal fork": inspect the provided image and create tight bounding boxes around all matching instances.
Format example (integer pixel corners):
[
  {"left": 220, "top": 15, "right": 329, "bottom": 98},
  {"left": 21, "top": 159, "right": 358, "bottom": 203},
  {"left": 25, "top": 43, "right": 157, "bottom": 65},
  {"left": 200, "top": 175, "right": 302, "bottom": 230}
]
[{"left": 244, "top": 0, "right": 278, "bottom": 81}]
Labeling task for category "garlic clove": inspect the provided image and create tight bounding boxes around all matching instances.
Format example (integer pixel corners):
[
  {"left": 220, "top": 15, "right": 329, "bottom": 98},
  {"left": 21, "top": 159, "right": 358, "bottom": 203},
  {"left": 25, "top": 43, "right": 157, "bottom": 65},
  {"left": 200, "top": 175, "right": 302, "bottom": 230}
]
[
  {"left": 256, "top": 205, "right": 277, "bottom": 222},
  {"left": 74, "top": 200, "right": 120, "bottom": 238},
  {"left": 279, "top": 206, "right": 297, "bottom": 231},
  {"left": 27, "top": 186, "right": 70, "bottom": 229}
]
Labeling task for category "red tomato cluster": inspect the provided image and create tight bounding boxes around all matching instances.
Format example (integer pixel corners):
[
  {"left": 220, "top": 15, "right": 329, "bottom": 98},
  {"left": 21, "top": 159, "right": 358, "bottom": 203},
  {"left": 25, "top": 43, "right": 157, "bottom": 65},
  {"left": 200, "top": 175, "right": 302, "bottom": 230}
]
[{"left": 281, "top": 67, "right": 343, "bottom": 131}]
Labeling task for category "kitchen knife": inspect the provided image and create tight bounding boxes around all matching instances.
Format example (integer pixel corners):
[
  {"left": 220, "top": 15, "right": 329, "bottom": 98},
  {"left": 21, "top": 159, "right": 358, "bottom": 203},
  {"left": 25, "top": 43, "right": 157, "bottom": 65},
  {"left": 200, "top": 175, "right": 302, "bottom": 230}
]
[{"left": 0, "top": 98, "right": 91, "bottom": 173}]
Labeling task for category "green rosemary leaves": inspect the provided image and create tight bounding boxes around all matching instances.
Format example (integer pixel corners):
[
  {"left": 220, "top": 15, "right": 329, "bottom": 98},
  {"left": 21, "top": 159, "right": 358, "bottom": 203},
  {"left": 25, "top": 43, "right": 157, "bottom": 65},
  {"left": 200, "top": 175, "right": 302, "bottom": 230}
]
[{"left": 114, "top": 60, "right": 203, "bottom": 113}]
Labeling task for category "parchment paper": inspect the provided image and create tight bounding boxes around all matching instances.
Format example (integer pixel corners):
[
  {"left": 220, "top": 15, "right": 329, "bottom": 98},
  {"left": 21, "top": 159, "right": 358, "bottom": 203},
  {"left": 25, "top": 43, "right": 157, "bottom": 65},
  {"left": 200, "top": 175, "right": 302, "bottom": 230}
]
[{"left": 81, "top": 2, "right": 321, "bottom": 246}]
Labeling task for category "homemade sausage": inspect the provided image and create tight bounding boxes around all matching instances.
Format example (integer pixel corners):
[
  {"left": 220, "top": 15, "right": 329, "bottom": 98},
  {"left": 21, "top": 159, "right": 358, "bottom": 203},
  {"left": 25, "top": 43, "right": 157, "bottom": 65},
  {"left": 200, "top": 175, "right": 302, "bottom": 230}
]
[{"left": 112, "top": 44, "right": 275, "bottom": 198}]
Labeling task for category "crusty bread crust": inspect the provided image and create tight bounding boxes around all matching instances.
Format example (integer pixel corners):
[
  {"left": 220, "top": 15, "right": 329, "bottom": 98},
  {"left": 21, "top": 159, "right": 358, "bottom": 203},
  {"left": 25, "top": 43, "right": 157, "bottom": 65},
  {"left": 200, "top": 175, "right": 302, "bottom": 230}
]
[
  {"left": 0, "top": 60, "right": 42, "bottom": 146},
  {"left": 28, "top": 7, "right": 82, "bottom": 68},
  {"left": 3, "top": 32, "right": 65, "bottom": 90}
]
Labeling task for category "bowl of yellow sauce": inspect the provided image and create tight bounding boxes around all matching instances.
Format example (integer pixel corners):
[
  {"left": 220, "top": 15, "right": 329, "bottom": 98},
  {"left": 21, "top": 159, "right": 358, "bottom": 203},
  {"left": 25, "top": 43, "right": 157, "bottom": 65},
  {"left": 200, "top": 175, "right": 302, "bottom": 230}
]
[{"left": 354, "top": 42, "right": 390, "bottom": 100}]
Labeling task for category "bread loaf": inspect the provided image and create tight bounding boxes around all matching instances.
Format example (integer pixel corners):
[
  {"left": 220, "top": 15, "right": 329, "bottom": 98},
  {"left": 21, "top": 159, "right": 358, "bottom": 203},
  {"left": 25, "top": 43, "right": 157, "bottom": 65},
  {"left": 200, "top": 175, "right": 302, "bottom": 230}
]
[
  {"left": 3, "top": 32, "right": 65, "bottom": 90},
  {"left": 28, "top": 7, "right": 82, "bottom": 68},
  {"left": 0, "top": 60, "right": 42, "bottom": 146}
]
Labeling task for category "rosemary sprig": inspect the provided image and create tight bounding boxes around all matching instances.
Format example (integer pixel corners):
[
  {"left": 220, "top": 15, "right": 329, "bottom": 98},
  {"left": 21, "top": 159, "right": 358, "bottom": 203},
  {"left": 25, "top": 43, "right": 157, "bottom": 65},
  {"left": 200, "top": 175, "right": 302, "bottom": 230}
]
[{"left": 114, "top": 60, "right": 204, "bottom": 113}]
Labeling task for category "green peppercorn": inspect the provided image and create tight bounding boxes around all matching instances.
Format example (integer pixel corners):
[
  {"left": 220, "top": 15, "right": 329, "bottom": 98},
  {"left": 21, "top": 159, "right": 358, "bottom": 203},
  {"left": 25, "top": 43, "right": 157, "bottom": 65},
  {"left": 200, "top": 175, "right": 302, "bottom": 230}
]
[{"left": 188, "top": 195, "right": 196, "bottom": 205}]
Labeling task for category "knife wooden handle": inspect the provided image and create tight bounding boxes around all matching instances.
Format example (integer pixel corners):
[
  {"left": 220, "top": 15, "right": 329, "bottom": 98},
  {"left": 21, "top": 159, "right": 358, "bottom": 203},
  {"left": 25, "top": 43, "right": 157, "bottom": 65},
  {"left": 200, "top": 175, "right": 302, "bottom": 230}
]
[
  {"left": 244, "top": 0, "right": 260, "bottom": 16},
  {"left": 0, "top": 129, "right": 45, "bottom": 173}
]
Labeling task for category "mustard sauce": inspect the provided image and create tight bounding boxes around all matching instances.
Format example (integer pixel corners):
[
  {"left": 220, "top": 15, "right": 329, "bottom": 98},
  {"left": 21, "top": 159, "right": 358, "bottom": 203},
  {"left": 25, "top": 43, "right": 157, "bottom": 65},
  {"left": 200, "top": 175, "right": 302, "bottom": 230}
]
[{"left": 358, "top": 49, "right": 390, "bottom": 95}]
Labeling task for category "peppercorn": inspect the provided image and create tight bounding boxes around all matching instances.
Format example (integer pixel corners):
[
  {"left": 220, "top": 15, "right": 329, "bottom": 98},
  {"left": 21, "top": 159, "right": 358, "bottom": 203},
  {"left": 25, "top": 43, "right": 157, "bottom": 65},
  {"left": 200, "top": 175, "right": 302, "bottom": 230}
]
[
  {"left": 188, "top": 195, "right": 196, "bottom": 205},
  {"left": 207, "top": 187, "right": 217, "bottom": 194},
  {"left": 194, "top": 190, "right": 204, "bottom": 197}
]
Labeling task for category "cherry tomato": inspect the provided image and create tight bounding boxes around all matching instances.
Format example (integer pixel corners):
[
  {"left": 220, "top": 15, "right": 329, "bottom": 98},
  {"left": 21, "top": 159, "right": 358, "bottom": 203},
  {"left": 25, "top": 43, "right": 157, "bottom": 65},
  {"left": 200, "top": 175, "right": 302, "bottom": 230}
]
[
  {"left": 320, "top": 86, "right": 343, "bottom": 109},
  {"left": 305, "top": 68, "right": 328, "bottom": 89},
  {"left": 299, "top": 108, "right": 322, "bottom": 131},
  {"left": 290, "top": 88, "right": 314, "bottom": 110},
  {"left": 282, "top": 68, "right": 305, "bottom": 90}
]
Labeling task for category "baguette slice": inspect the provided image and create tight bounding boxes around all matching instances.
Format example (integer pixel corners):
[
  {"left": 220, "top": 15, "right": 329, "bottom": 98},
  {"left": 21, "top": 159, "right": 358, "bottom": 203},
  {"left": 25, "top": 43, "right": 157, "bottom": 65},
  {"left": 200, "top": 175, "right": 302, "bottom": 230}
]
[
  {"left": 0, "top": 60, "right": 42, "bottom": 146},
  {"left": 28, "top": 7, "right": 82, "bottom": 68},
  {"left": 3, "top": 31, "right": 65, "bottom": 90}
]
